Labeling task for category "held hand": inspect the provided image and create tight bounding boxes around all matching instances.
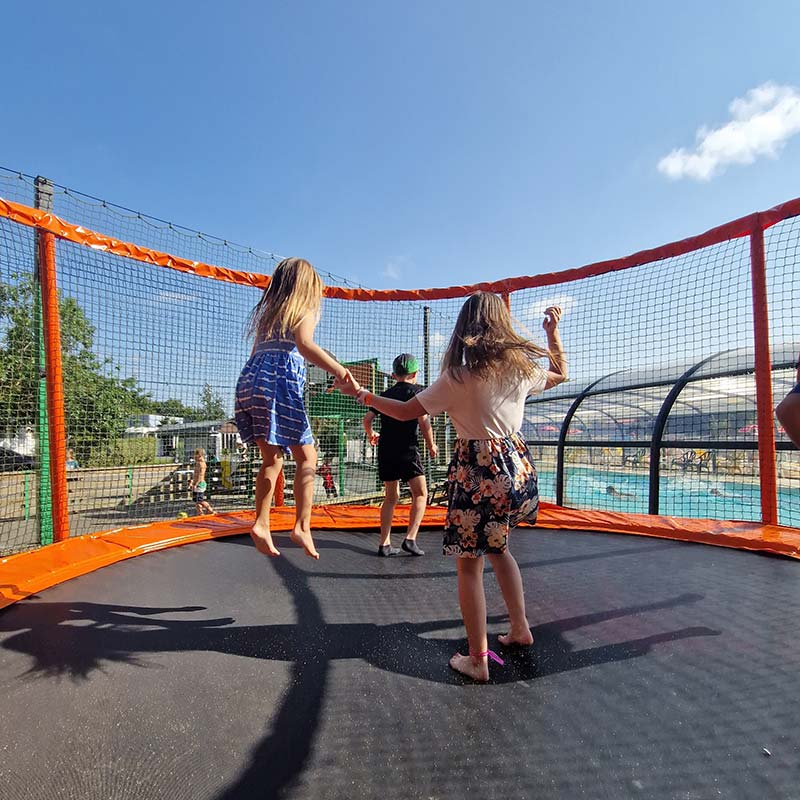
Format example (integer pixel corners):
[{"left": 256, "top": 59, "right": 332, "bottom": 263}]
[
  {"left": 368, "top": 431, "right": 379, "bottom": 446},
  {"left": 542, "top": 306, "right": 562, "bottom": 335},
  {"left": 328, "top": 371, "right": 348, "bottom": 393},
  {"left": 332, "top": 369, "right": 361, "bottom": 396}
]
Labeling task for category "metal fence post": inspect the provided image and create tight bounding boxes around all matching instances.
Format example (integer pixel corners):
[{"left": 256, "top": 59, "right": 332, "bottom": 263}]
[{"left": 33, "top": 176, "right": 54, "bottom": 544}]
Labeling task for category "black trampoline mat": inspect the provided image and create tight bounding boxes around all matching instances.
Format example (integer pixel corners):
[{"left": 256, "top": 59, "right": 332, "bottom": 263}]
[{"left": 1, "top": 527, "right": 798, "bottom": 800}]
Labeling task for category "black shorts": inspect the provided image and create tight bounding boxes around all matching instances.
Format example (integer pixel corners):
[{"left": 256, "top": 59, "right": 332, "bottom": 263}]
[
  {"left": 192, "top": 491, "right": 206, "bottom": 503},
  {"left": 378, "top": 449, "right": 424, "bottom": 483}
]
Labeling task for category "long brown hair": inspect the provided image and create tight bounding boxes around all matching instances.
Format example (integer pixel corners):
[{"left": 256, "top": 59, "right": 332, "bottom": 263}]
[
  {"left": 247, "top": 258, "right": 324, "bottom": 341},
  {"left": 441, "top": 292, "right": 550, "bottom": 383}
]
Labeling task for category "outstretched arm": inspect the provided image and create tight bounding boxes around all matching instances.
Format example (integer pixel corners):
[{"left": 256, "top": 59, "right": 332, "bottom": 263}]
[
  {"left": 776, "top": 353, "right": 800, "bottom": 449},
  {"left": 294, "top": 313, "right": 350, "bottom": 380},
  {"left": 418, "top": 414, "right": 438, "bottom": 458},
  {"left": 356, "top": 389, "right": 426, "bottom": 421}
]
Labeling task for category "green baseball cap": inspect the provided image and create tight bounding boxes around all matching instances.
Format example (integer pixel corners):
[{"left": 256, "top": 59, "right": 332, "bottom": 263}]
[{"left": 392, "top": 353, "right": 419, "bottom": 376}]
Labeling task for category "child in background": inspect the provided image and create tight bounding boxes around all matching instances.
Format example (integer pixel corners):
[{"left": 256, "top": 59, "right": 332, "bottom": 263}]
[
  {"left": 235, "top": 257, "right": 353, "bottom": 559},
  {"left": 363, "top": 353, "right": 438, "bottom": 556},
  {"left": 318, "top": 458, "right": 338, "bottom": 498},
  {"left": 65, "top": 449, "right": 79, "bottom": 470},
  {"left": 347, "top": 293, "right": 567, "bottom": 680},
  {"left": 189, "top": 448, "right": 215, "bottom": 515}
]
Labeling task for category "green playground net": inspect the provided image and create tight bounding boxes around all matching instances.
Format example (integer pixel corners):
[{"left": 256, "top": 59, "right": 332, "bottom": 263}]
[{"left": 0, "top": 167, "right": 799, "bottom": 555}]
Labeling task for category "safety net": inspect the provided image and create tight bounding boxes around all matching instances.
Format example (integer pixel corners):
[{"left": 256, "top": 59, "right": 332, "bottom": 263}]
[{"left": 1, "top": 168, "right": 799, "bottom": 581}]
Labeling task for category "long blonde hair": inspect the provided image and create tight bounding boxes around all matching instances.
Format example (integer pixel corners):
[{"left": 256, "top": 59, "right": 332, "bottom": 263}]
[
  {"left": 442, "top": 292, "right": 550, "bottom": 383},
  {"left": 247, "top": 258, "right": 324, "bottom": 341}
]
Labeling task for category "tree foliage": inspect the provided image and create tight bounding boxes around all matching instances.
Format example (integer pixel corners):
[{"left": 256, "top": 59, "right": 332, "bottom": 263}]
[
  {"left": 0, "top": 275, "right": 229, "bottom": 466},
  {"left": 199, "top": 383, "right": 226, "bottom": 421}
]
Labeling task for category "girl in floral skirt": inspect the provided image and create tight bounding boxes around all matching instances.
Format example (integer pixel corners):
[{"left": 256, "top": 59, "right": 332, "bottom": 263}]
[{"left": 350, "top": 292, "right": 566, "bottom": 680}]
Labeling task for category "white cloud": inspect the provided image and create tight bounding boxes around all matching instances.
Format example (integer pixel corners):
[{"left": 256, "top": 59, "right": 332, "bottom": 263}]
[
  {"left": 658, "top": 82, "right": 800, "bottom": 181},
  {"left": 153, "top": 290, "right": 198, "bottom": 304},
  {"left": 429, "top": 331, "right": 448, "bottom": 349},
  {"left": 383, "top": 262, "right": 400, "bottom": 280},
  {"left": 383, "top": 256, "right": 412, "bottom": 283}
]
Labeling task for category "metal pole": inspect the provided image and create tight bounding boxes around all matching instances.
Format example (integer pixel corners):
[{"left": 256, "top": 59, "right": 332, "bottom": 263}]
[
  {"left": 749, "top": 222, "right": 779, "bottom": 524},
  {"left": 38, "top": 229, "right": 70, "bottom": 541},
  {"left": 422, "top": 306, "right": 433, "bottom": 486},
  {"left": 422, "top": 306, "right": 431, "bottom": 387},
  {"left": 33, "top": 177, "right": 54, "bottom": 544}
]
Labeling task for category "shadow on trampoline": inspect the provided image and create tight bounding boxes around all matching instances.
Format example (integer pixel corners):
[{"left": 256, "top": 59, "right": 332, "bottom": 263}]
[
  {"left": 0, "top": 546, "right": 721, "bottom": 800},
  {"left": 221, "top": 531, "right": 682, "bottom": 580}
]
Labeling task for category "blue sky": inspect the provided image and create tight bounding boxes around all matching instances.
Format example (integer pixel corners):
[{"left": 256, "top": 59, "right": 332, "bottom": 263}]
[{"left": 3, "top": 1, "right": 800, "bottom": 291}]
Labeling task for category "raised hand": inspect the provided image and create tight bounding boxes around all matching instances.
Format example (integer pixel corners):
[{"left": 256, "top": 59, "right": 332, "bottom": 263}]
[{"left": 542, "top": 306, "right": 562, "bottom": 335}]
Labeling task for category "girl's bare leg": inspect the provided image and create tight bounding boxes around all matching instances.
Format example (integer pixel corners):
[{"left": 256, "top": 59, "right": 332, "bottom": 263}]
[
  {"left": 449, "top": 556, "right": 490, "bottom": 681},
  {"left": 487, "top": 548, "right": 534, "bottom": 646},
  {"left": 288, "top": 444, "right": 319, "bottom": 559},
  {"left": 379, "top": 481, "right": 400, "bottom": 547},
  {"left": 250, "top": 440, "right": 283, "bottom": 557}
]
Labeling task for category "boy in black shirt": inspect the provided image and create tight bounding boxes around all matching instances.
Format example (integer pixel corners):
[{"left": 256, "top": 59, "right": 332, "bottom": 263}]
[{"left": 363, "top": 353, "right": 438, "bottom": 556}]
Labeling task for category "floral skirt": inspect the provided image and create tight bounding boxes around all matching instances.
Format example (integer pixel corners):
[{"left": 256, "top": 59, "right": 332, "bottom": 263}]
[{"left": 443, "top": 433, "right": 539, "bottom": 558}]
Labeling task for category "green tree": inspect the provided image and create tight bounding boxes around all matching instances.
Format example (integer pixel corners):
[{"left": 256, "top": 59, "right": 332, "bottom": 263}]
[
  {"left": 198, "top": 382, "right": 226, "bottom": 420},
  {"left": 145, "top": 397, "right": 203, "bottom": 423},
  {"left": 0, "top": 275, "right": 146, "bottom": 465},
  {"left": 0, "top": 276, "right": 39, "bottom": 439}
]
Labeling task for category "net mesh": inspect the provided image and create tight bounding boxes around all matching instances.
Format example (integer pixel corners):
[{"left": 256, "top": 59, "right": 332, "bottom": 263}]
[
  {"left": 0, "top": 217, "right": 41, "bottom": 554},
  {"left": 1, "top": 170, "right": 799, "bottom": 554},
  {"left": 54, "top": 237, "right": 259, "bottom": 535},
  {"left": 765, "top": 214, "right": 800, "bottom": 527},
  {"left": 515, "top": 235, "right": 768, "bottom": 522}
]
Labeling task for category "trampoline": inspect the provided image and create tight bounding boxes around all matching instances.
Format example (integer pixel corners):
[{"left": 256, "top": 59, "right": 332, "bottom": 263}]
[
  {"left": 2, "top": 524, "right": 799, "bottom": 799},
  {"left": 2, "top": 174, "right": 800, "bottom": 799}
]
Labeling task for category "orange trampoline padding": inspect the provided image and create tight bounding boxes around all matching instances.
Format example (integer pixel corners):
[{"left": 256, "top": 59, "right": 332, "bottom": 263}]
[{"left": 1, "top": 504, "right": 798, "bottom": 610}]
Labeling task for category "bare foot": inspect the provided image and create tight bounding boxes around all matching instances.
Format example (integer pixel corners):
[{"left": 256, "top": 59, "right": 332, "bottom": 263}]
[
  {"left": 449, "top": 653, "right": 489, "bottom": 682},
  {"left": 250, "top": 522, "right": 280, "bottom": 557},
  {"left": 290, "top": 524, "right": 320, "bottom": 560},
  {"left": 498, "top": 629, "right": 534, "bottom": 648}
]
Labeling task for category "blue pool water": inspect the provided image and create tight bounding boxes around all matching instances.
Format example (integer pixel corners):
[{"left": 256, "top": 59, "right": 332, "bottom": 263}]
[{"left": 535, "top": 468, "right": 800, "bottom": 528}]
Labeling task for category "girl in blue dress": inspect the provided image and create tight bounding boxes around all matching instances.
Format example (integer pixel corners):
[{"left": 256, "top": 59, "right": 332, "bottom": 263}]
[{"left": 235, "top": 257, "right": 352, "bottom": 559}]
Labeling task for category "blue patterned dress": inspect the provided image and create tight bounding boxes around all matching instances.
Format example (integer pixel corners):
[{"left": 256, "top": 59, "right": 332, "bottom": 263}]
[{"left": 234, "top": 339, "right": 314, "bottom": 447}]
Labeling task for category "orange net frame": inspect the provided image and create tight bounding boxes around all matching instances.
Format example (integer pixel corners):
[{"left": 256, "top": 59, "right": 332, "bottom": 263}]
[{"left": 1, "top": 172, "right": 799, "bottom": 608}]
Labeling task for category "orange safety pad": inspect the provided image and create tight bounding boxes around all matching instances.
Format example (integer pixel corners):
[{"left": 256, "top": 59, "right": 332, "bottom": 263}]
[
  {"left": 3, "top": 196, "right": 800, "bottom": 300},
  {"left": 534, "top": 503, "right": 800, "bottom": 558},
  {"left": 1, "top": 504, "right": 797, "bottom": 610}
]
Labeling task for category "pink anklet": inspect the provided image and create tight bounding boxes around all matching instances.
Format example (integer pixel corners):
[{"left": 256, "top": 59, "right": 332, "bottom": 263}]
[{"left": 471, "top": 650, "right": 505, "bottom": 665}]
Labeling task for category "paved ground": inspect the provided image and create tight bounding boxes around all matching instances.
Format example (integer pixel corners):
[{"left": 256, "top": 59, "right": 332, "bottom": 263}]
[{"left": 1, "top": 527, "right": 798, "bottom": 800}]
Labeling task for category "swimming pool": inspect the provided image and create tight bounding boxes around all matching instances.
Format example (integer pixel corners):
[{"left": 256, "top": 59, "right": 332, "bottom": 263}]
[{"left": 536, "top": 467, "right": 800, "bottom": 528}]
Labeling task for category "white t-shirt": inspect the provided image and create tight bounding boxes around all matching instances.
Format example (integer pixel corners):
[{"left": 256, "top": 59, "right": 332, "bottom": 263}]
[{"left": 416, "top": 368, "right": 547, "bottom": 440}]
